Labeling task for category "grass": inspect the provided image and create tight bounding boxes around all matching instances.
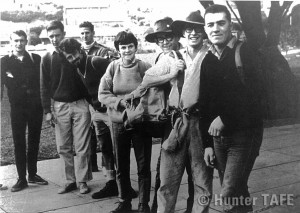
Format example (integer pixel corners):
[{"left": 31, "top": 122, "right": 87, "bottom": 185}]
[
  {"left": 1, "top": 51, "right": 300, "bottom": 166},
  {"left": 0, "top": 52, "right": 156, "bottom": 166}
]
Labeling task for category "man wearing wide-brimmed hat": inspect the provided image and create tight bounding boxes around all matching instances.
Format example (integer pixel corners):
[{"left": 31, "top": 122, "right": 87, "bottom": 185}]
[
  {"left": 140, "top": 17, "right": 197, "bottom": 213},
  {"left": 155, "top": 11, "right": 214, "bottom": 213}
]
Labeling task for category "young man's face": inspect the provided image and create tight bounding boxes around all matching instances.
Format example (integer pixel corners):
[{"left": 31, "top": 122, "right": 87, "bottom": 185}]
[
  {"left": 204, "top": 12, "right": 232, "bottom": 47},
  {"left": 156, "top": 33, "right": 180, "bottom": 53},
  {"left": 62, "top": 50, "right": 83, "bottom": 67},
  {"left": 10, "top": 33, "right": 27, "bottom": 54},
  {"left": 119, "top": 43, "right": 136, "bottom": 62},
  {"left": 183, "top": 24, "right": 205, "bottom": 48},
  {"left": 80, "top": 27, "right": 94, "bottom": 45},
  {"left": 47, "top": 28, "right": 65, "bottom": 48}
]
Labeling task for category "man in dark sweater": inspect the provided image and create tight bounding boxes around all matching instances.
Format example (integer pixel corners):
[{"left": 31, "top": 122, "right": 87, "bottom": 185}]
[
  {"left": 40, "top": 21, "right": 92, "bottom": 194},
  {"left": 1, "top": 30, "right": 48, "bottom": 192},
  {"left": 79, "top": 21, "right": 119, "bottom": 176},
  {"left": 58, "top": 38, "right": 137, "bottom": 200},
  {"left": 200, "top": 4, "right": 264, "bottom": 213}
]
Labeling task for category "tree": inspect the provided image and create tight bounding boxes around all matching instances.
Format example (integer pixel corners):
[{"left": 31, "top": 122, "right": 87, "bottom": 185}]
[{"left": 199, "top": 1, "right": 299, "bottom": 122}]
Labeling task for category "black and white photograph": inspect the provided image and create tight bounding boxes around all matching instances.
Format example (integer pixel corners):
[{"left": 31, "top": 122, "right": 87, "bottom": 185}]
[{"left": 1, "top": 0, "right": 300, "bottom": 212}]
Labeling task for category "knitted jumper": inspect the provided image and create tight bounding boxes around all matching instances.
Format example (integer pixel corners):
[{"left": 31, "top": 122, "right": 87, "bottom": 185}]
[{"left": 98, "top": 58, "right": 151, "bottom": 122}]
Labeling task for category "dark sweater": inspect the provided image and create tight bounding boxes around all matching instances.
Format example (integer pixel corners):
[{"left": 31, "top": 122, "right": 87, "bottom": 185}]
[
  {"left": 40, "top": 51, "right": 89, "bottom": 113},
  {"left": 199, "top": 42, "right": 264, "bottom": 148},
  {"left": 77, "top": 55, "right": 110, "bottom": 111},
  {"left": 1, "top": 52, "right": 41, "bottom": 106}
]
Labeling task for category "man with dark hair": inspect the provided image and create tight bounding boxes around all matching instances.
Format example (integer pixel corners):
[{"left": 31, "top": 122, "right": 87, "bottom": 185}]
[
  {"left": 1, "top": 30, "right": 48, "bottom": 192},
  {"left": 78, "top": 21, "right": 137, "bottom": 199},
  {"left": 40, "top": 21, "right": 92, "bottom": 194},
  {"left": 200, "top": 4, "right": 264, "bottom": 213},
  {"left": 58, "top": 37, "right": 137, "bottom": 200}
]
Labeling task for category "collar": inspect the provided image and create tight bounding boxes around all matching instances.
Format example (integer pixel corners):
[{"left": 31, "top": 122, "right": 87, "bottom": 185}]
[
  {"left": 209, "top": 36, "right": 237, "bottom": 58},
  {"left": 120, "top": 57, "right": 137, "bottom": 68},
  {"left": 82, "top": 41, "right": 96, "bottom": 50}
]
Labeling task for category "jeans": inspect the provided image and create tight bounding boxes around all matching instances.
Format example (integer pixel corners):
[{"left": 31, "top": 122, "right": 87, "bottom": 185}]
[
  {"left": 213, "top": 126, "right": 263, "bottom": 213},
  {"left": 89, "top": 106, "right": 115, "bottom": 180},
  {"left": 152, "top": 121, "right": 194, "bottom": 212},
  {"left": 10, "top": 102, "right": 43, "bottom": 180},
  {"left": 110, "top": 122, "right": 152, "bottom": 204},
  {"left": 157, "top": 116, "right": 213, "bottom": 213},
  {"left": 54, "top": 99, "right": 92, "bottom": 183}
]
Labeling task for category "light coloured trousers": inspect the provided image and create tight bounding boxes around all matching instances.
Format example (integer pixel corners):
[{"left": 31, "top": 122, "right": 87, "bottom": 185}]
[
  {"left": 157, "top": 116, "right": 213, "bottom": 213},
  {"left": 54, "top": 99, "right": 92, "bottom": 183}
]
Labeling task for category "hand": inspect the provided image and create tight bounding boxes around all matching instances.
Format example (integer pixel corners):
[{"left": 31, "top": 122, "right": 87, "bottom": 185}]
[
  {"left": 208, "top": 116, "right": 224, "bottom": 136},
  {"left": 45, "top": 112, "right": 56, "bottom": 127},
  {"left": 123, "top": 94, "right": 133, "bottom": 102},
  {"left": 119, "top": 99, "right": 129, "bottom": 109},
  {"left": 204, "top": 147, "right": 215, "bottom": 168},
  {"left": 175, "top": 59, "right": 185, "bottom": 71}
]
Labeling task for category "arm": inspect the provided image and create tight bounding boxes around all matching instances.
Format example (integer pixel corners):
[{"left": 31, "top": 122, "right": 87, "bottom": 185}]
[
  {"left": 40, "top": 53, "right": 52, "bottom": 114},
  {"left": 98, "top": 62, "right": 123, "bottom": 111},
  {"left": 128, "top": 56, "right": 181, "bottom": 100}
]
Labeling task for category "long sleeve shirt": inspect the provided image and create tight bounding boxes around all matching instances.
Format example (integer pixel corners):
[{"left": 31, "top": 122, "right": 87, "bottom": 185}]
[
  {"left": 40, "top": 50, "right": 89, "bottom": 113},
  {"left": 1, "top": 51, "right": 41, "bottom": 106},
  {"left": 98, "top": 58, "right": 151, "bottom": 122},
  {"left": 199, "top": 37, "right": 264, "bottom": 148}
]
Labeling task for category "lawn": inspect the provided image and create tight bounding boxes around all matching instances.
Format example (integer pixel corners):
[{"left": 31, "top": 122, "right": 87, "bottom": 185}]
[{"left": 1, "top": 51, "right": 299, "bottom": 166}]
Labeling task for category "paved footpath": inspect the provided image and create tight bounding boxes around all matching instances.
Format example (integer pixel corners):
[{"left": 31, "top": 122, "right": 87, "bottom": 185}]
[{"left": 0, "top": 124, "right": 300, "bottom": 213}]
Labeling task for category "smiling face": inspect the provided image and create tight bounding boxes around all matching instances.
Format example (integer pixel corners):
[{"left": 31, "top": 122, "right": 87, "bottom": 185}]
[
  {"left": 80, "top": 27, "right": 94, "bottom": 45},
  {"left": 10, "top": 33, "right": 27, "bottom": 54},
  {"left": 62, "top": 49, "right": 82, "bottom": 67},
  {"left": 47, "top": 28, "right": 65, "bottom": 48},
  {"left": 204, "top": 12, "right": 232, "bottom": 48},
  {"left": 183, "top": 24, "right": 205, "bottom": 48},
  {"left": 156, "top": 32, "right": 180, "bottom": 53},
  {"left": 119, "top": 43, "right": 136, "bottom": 63}
]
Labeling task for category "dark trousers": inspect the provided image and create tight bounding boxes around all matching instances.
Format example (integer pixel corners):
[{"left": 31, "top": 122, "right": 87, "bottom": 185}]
[
  {"left": 110, "top": 122, "right": 152, "bottom": 204},
  {"left": 214, "top": 126, "right": 263, "bottom": 213},
  {"left": 10, "top": 103, "right": 43, "bottom": 180}
]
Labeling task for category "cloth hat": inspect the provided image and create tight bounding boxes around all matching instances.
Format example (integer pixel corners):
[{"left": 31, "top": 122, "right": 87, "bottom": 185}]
[
  {"left": 145, "top": 17, "right": 177, "bottom": 43},
  {"left": 171, "top": 10, "right": 204, "bottom": 33}
]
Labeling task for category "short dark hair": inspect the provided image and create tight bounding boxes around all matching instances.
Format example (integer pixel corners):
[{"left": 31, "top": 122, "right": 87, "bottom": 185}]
[
  {"left": 204, "top": 4, "right": 231, "bottom": 22},
  {"left": 58, "top": 38, "right": 81, "bottom": 54},
  {"left": 10, "top": 30, "right": 27, "bottom": 40},
  {"left": 79, "top": 21, "right": 94, "bottom": 32},
  {"left": 47, "top": 20, "right": 64, "bottom": 32},
  {"left": 114, "top": 31, "right": 138, "bottom": 51}
]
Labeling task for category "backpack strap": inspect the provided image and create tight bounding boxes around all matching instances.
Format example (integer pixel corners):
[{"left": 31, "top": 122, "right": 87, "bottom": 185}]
[{"left": 235, "top": 42, "right": 245, "bottom": 84}]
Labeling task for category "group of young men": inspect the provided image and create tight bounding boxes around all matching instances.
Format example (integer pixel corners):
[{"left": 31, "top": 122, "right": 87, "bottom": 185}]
[{"left": 1, "top": 4, "right": 264, "bottom": 213}]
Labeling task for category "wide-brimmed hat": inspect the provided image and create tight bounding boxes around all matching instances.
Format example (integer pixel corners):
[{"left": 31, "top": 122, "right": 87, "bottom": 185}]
[
  {"left": 171, "top": 10, "right": 204, "bottom": 33},
  {"left": 145, "top": 17, "right": 176, "bottom": 43}
]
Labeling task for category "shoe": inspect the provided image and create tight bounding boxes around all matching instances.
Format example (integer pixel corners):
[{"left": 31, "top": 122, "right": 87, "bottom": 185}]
[
  {"left": 57, "top": 182, "right": 77, "bottom": 194},
  {"left": 11, "top": 179, "right": 28, "bottom": 192},
  {"left": 79, "top": 182, "right": 90, "bottom": 194},
  {"left": 129, "top": 186, "right": 138, "bottom": 199},
  {"left": 138, "top": 203, "right": 150, "bottom": 213},
  {"left": 92, "top": 180, "right": 118, "bottom": 199},
  {"left": 28, "top": 174, "right": 48, "bottom": 185},
  {"left": 110, "top": 201, "right": 132, "bottom": 213}
]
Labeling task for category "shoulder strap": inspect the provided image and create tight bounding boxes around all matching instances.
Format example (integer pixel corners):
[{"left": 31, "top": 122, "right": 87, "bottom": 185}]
[
  {"left": 154, "top": 52, "right": 164, "bottom": 64},
  {"left": 235, "top": 42, "right": 245, "bottom": 84}
]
